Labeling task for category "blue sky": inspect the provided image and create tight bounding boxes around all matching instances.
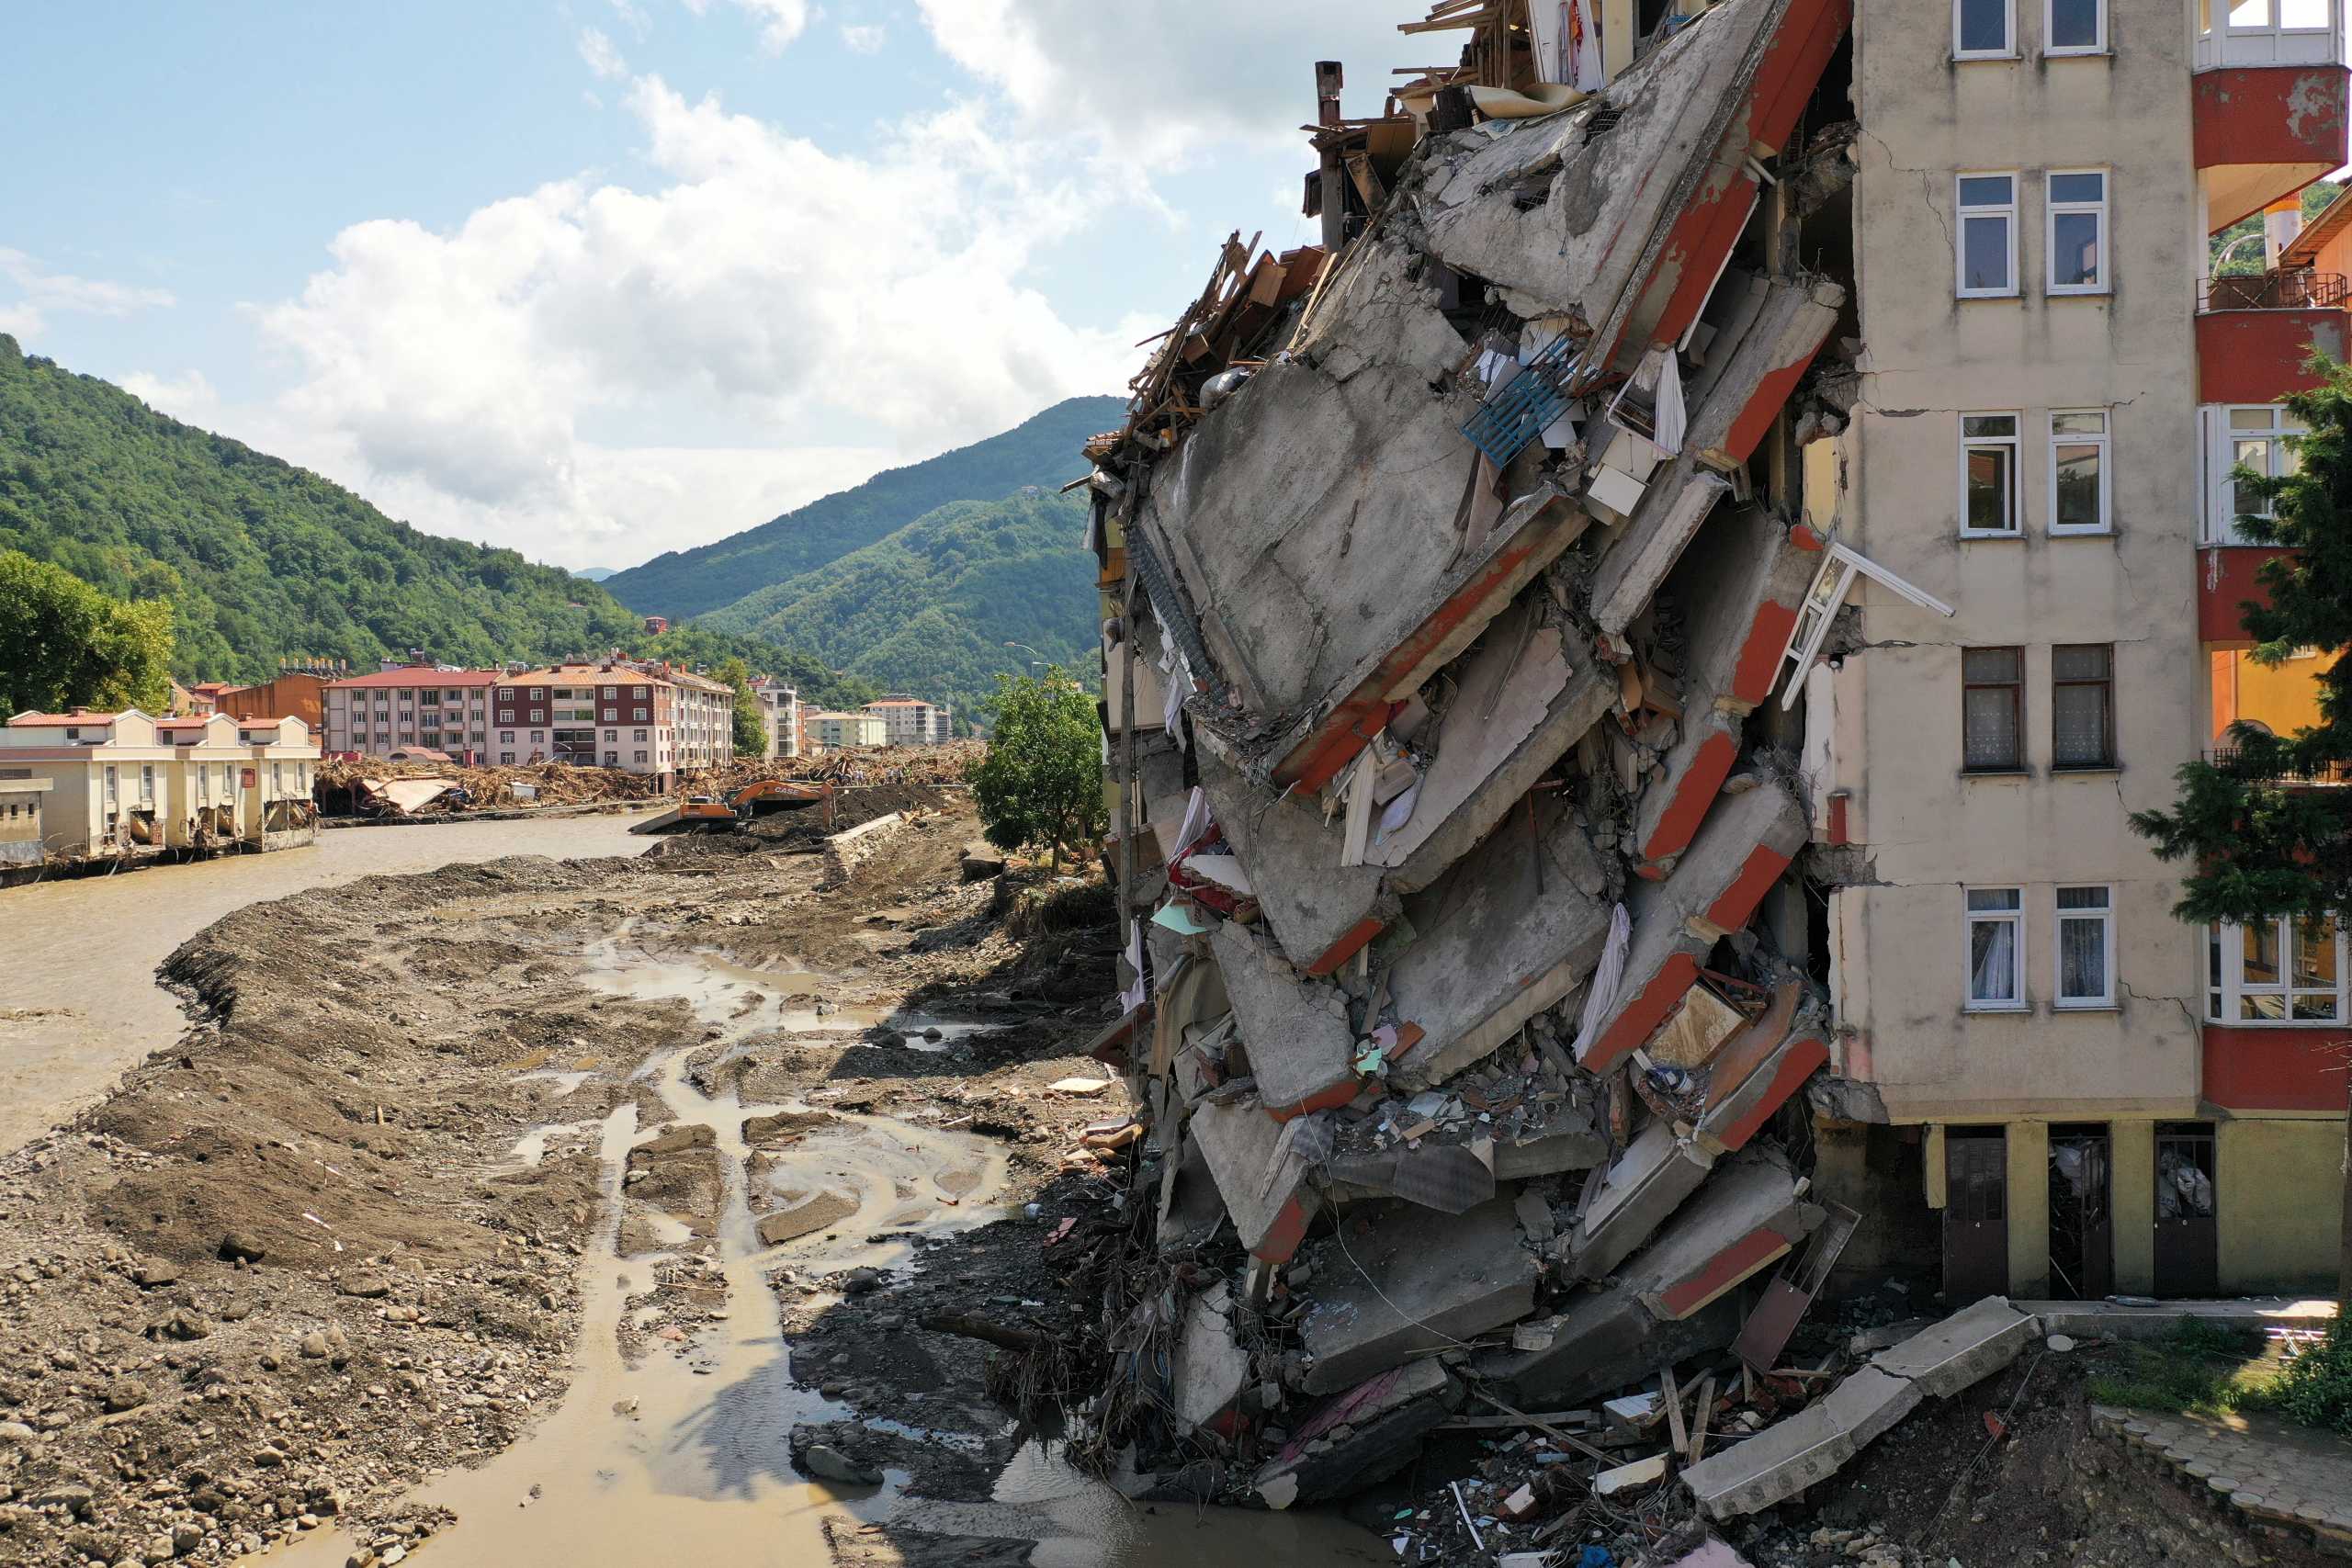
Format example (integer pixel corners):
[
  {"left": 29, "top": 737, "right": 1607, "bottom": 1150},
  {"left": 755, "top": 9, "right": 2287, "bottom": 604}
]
[{"left": 1, "top": 0, "right": 1426, "bottom": 569}]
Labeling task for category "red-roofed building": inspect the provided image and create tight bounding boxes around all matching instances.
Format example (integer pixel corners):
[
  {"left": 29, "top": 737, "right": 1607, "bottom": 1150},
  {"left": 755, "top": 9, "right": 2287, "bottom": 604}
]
[{"left": 490, "top": 660, "right": 735, "bottom": 786}]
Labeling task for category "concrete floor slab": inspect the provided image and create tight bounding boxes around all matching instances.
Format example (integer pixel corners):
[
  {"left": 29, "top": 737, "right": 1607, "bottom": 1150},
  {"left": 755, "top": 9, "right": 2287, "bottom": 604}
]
[
  {"left": 1680, "top": 1403, "right": 1855, "bottom": 1519},
  {"left": 1869, "top": 1296, "right": 2039, "bottom": 1398},
  {"left": 1299, "top": 1196, "right": 1539, "bottom": 1393}
]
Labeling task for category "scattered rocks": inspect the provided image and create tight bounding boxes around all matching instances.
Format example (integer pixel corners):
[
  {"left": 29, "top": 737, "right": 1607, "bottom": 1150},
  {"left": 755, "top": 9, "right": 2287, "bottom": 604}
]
[
  {"left": 130, "top": 1259, "right": 180, "bottom": 1289},
  {"left": 218, "top": 1232, "right": 266, "bottom": 1264}
]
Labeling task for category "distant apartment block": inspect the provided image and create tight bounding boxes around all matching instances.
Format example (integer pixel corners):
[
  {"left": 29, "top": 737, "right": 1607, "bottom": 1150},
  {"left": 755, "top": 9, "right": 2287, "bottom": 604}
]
[
  {"left": 489, "top": 660, "right": 735, "bottom": 787},
  {"left": 322, "top": 666, "right": 499, "bottom": 761},
  {"left": 805, "top": 710, "right": 888, "bottom": 752},
  {"left": 753, "top": 679, "right": 801, "bottom": 760},
  {"left": 862, "top": 696, "right": 953, "bottom": 745}
]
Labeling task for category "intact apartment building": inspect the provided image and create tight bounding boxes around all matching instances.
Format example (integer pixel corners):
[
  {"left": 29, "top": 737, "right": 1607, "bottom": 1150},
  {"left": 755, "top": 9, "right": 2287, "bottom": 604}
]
[
  {"left": 1795, "top": 0, "right": 2351, "bottom": 1297},
  {"left": 861, "top": 696, "right": 953, "bottom": 745},
  {"left": 804, "top": 710, "right": 889, "bottom": 751},
  {"left": 322, "top": 667, "right": 498, "bottom": 761},
  {"left": 753, "top": 678, "right": 802, "bottom": 760},
  {"left": 489, "top": 661, "right": 735, "bottom": 786}
]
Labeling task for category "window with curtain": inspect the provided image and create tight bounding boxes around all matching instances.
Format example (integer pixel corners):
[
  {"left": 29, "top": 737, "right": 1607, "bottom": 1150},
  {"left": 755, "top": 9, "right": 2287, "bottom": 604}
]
[
  {"left": 2056, "top": 886, "right": 2114, "bottom": 1006},
  {"left": 1963, "top": 647, "right": 2025, "bottom": 770},
  {"left": 2052, "top": 644, "right": 2114, "bottom": 768},
  {"left": 1968, "top": 887, "right": 2026, "bottom": 1008}
]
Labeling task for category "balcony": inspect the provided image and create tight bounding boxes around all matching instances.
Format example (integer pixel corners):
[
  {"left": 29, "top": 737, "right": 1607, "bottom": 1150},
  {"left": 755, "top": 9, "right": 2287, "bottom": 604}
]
[
  {"left": 2197, "top": 270, "right": 2348, "bottom": 401},
  {"left": 2204, "top": 746, "right": 2352, "bottom": 784},
  {"left": 2193, "top": 1, "right": 2350, "bottom": 229},
  {"left": 2201, "top": 267, "right": 2350, "bottom": 309}
]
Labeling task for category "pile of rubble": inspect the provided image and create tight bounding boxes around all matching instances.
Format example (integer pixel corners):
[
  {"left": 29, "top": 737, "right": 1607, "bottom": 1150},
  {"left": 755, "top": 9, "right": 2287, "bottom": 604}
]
[
  {"left": 1052, "top": 0, "right": 2004, "bottom": 1546},
  {"left": 315, "top": 756, "right": 668, "bottom": 813},
  {"left": 680, "top": 740, "right": 983, "bottom": 793}
]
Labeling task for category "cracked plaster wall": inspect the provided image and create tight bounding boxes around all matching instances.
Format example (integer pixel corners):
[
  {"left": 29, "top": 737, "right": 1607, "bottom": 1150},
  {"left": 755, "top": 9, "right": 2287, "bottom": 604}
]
[{"left": 1826, "top": 1, "right": 2207, "bottom": 1122}]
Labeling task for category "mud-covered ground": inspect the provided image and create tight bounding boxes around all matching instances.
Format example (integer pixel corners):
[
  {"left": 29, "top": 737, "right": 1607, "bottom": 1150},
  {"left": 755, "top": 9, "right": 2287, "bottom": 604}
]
[{"left": 0, "top": 797, "right": 1136, "bottom": 1566}]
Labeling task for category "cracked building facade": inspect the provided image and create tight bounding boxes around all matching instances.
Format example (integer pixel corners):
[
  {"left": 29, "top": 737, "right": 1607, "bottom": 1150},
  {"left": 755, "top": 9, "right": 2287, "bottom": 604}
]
[{"left": 1073, "top": 0, "right": 2348, "bottom": 1506}]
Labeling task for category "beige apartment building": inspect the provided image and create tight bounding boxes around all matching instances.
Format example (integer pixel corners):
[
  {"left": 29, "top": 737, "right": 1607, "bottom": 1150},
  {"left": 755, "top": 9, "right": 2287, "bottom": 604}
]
[
  {"left": 862, "top": 696, "right": 952, "bottom": 745},
  {"left": 322, "top": 667, "right": 498, "bottom": 760},
  {"left": 1804, "top": 0, "right": 2349, "bottom": 1297},
  {"left": 804, "top": 710, "right": 888, "bottom": 752},
  {"left": 1, "top": 708, "right": 319, "bottom": 861},
  {"left": 753, "top": 679, "right": 802, "bottom": 760}
]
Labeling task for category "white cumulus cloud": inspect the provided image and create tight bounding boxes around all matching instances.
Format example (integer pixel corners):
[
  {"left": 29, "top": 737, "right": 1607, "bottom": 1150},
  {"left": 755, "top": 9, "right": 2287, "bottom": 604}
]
[
  {"left": 840, "top": 22, "right": 886, "bottom": 53},
  {"left": 241, "top": 74, "right": 1142, "bottom": 566},
  {"left": 578, "top": 26, "right": 628, "bottom": 80},
  {"left": 684, "top": 0, "right": 817, "bottom": 54},
  {"left": 0, "top": 248, "right": 175, "bottom": 339},
  {"left": 910, "top": 0, "right": 1420, "bottom": 163},
  {"left": 120, "top": 368, "right": 220, "bottom": 423}
]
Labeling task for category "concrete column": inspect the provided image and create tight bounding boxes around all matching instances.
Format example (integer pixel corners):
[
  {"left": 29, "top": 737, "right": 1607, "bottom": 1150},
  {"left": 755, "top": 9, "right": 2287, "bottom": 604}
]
[
  {"left": 2005, "top": 1121, "right": 2051, "bottom": 1299},
  {"left": 2110, "top": 1119, "right": 2156, "bottom": 1296}
]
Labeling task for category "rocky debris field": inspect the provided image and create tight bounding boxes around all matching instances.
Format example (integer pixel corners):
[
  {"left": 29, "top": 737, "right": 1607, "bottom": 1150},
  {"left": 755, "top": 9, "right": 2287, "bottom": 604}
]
[{"left": 0, "top": 801, "right": 1135, "bottom": 1566}]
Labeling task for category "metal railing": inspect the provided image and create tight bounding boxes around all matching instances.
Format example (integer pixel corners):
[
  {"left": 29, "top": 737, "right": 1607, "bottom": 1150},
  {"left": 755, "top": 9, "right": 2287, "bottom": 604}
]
[
  {"left": 2200, "top": 270, "right": 2350, "bottom": 311},
  {"left": 2207, "top": 747, "right": 2352, "bottom": 784}
]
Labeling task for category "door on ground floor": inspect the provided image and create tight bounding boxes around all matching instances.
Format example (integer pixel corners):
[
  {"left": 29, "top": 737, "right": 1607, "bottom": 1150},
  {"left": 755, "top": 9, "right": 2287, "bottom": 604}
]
[
  {"left": 2154, "top": 1122, "right": 2220, "bottom": 1297},
  {"left": 2049, "top": 1123, "right": 2115, "bottom": 1301},
  {"left": 1943, "top": 1126, "right": 2009, "bottom": 1302}
]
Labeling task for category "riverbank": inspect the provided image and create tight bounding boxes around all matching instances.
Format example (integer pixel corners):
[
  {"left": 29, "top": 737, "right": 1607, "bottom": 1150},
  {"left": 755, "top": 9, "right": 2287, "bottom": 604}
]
[
  {"left": 0, "top": 811, "right": 661, "bottom": 1158},
  {"left": 0, "top": 799, "right": 1350, "bottom": 1567}
]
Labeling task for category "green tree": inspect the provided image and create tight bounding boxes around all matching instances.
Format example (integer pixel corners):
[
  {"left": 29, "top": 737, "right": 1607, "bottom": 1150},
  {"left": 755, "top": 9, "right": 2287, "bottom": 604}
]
[
  {"left": 716, "top": 656, "right": 768, "bottom": 758},
  {"left": 0, "top": 549, "right": 174, "bottom": 716},
  {"left": 2129, "top": 351, "right": 2352, "bottom": 1299},
  {"left": 967, "top": 670, "right": 1105, "bottom": 869}
]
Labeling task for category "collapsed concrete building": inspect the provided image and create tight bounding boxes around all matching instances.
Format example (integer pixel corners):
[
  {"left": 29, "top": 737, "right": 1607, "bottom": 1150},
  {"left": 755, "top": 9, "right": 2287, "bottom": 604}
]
[{"left": 1073, "top": 0, "right": 2352, "bottom": 1529}]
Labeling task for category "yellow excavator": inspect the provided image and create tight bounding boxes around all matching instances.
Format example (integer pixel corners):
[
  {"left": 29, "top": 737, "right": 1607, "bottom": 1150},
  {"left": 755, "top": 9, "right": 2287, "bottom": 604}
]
[{"left": 635, "top": 780, "right": 836, "bottom": 836}]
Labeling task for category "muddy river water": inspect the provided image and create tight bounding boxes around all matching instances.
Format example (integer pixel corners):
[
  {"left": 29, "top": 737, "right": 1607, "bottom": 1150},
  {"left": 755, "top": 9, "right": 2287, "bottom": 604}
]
[
  {"left": 3, "top": 817, "right": 1387, "bottom": 1567},
  {"left": 0, "top": 814, "right": 655, "bottom": 1155}
]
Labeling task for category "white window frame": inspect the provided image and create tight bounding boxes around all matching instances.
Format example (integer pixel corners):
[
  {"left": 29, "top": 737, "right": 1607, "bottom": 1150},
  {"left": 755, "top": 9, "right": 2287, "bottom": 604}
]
[
  {"left": 2208, "top": 915, "right": 2348, "bottom": 1023},
  {"left": 1960, "top": 412, "right": 2025, "bottom": 537},
  {"left": 2053, "top": 885, "right": 2117, "bottom": 1009},
  {"left": 2046, "top": 169, "right": 2110, "bottom": 295},
  {"left": 2049, "top": 409, "right": 2112, "bottom": 535},
  {"left": 1954, "top": 0, "right": 2018, "bottom": 56},
  {"left": 1956, "top": 175, "right": 2019, "bottom": 299},
  {"left": 1966, "top": 886, "right": 2029, "bottom": 1011},
  {"left": 2204, "top": 403, "right": 2306, "bottom": 543},
  {"left": 2045, "top": 0, "right": 2109, "bottom": 51}
]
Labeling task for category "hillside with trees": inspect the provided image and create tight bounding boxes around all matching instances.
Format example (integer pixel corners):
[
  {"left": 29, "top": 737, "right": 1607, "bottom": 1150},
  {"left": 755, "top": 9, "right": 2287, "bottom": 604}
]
[
  {"left": 701, "top": 486, "right": 1097, "bottom": 724},
  {"left": 602, "top": 395, "right": 1119, "bottom": 621},
  {"left": 0, "top": 335, "right": 875, "bottom": 711}
]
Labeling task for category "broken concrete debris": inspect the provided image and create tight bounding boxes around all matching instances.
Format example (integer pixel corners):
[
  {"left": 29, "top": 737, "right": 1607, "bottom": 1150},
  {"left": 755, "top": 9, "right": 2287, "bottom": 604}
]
[{"left": 1057, "top": 0, "right": 1974, "bottom": 1543}]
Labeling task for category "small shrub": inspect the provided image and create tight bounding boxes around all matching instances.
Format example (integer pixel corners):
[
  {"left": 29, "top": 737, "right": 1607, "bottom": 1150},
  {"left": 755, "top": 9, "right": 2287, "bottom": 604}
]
[{"left": 2271, "top": 1317, "right": 2352, "bottom": 1438}]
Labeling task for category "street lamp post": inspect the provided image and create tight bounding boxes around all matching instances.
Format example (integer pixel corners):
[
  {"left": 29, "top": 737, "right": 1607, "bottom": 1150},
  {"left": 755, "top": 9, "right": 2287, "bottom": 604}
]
[{"left": 1003, "top": 641, "right": 1050, "bottom": 677}]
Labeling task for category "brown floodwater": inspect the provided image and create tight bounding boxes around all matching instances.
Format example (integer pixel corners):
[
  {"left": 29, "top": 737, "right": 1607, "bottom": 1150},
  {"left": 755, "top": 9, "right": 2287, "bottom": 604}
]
[{"left": 0, "top": 813, "right": 656, "bottom": 1155}]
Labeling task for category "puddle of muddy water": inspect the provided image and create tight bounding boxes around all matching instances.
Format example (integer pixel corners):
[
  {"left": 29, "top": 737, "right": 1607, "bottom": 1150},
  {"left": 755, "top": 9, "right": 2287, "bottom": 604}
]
[{"left": 282, "top": 939, "right": 1382, "bottom": 1568}]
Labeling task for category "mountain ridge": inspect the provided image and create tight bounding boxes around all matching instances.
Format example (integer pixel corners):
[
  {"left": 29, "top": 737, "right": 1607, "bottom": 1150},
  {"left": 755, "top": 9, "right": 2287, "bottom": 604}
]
[{"left": 602, "top": 395, "right": 1119, "bottom": 620}]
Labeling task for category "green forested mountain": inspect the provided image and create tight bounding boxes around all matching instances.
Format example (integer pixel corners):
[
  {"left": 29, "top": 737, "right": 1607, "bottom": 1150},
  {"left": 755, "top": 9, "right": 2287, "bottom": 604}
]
[
  {"left": 604, "top": 395, "right": 1119, "bottom": 620},
  {"left": 704, "top": 486, "right": 1097, "bottom": 723},
  {"left": 0, "top": 335, "right": 876, "bottom": 711}
]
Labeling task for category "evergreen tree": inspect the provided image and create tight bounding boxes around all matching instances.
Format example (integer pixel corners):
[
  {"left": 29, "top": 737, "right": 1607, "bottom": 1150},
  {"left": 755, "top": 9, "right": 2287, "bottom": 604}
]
[
  {"left": 2129, "top": 351, "right": 2352, "bottom": 1297},
  {"left": 967, "top": 671, "right": 1105, "bottom": 869}
]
